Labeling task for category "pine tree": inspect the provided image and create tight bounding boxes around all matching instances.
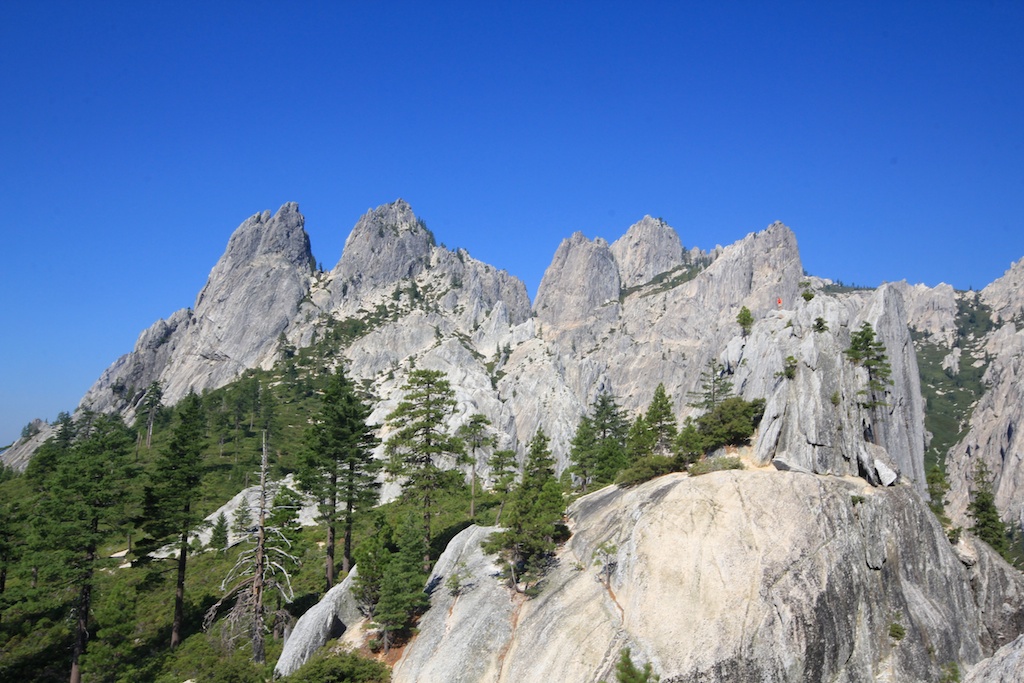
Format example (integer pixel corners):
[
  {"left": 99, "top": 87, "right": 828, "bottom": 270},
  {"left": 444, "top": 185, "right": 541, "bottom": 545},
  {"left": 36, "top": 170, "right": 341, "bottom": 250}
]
[
  {"left": 299, "top": 367, "right": 380, "bottom": 591},
  {"left": 210, "top": 512, "right": 230, "bottom": 551},
  {"left": 141, "top": 391, "right": 206, "bottom": 650},
  {"left": 373, "top": 514, "right": 429, "bottom": 653},
  {"left": 487, "top": 430, "right": 565, "bottom": 590},
  {"left": 615, "top": 647, "right": 660, "bottom": 682},
  {"left": 569, "top": 394, "right": 629, "bottom": 491},
  {"left": 488, "top": 448, "right": 518, "bottom": 525},
  {"left": 845, "top": 322, "right": 892, "bottom": 412},
  {"left": 385, "top": 369, "right": 464, "bottom": 570},
  {"left": 456, "top": 413, "right": 495, "bottom": 519},
  {"left": 736, "top": 306, "right": 754, "bottom": 338},
  {"left": 138, "top": 381, "right": 163, "bottom": 449},
  {"left": 968, "top": 460, "right": 1009, "bottom": 558},
  {"left": 626, "top": 414, "right": 655, "bottom": 461},
  {"left": 30, "top": 413, "right": 136, "bottom": 683},
  {"left": 644, "top": 383, "right": 678, "bottom": 457},
  {"left": 688, "top": 359, "right": 734, "bottom": 412}
]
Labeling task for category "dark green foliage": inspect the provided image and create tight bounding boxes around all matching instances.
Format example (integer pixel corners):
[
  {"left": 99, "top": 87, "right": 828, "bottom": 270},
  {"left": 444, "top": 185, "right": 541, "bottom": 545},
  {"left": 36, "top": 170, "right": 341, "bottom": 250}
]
[
  {"left": 736, "top": 306, "right": 753, "bottom": 337},
  {"left": 80, "top": 580, "right": 138, "bottom": 682},
  {"left": 283, "top": 647, "right": 390, "bottom": 682},
  {"left": 29, "top": 413, "right": 137, "bottom": 681},
  {"left": 845, "top": 322, "right": 892, "bottom": 412},
  {"left": 211, "top": 512, "right": 229, "bottom": 551},
  {"left": 780, "top": 356, "right": 798, "bottom": 380},
  {"left": 888, "top": 621, "right": 906, "bottom": 641},
  {"left": 140, "top": 391, "right": 207, "bottom": 649},
  {"left": 486, "top": 430, "right": 565, "bottom": 591},
  {"left": 688, "top": 359, "right": 734, "bottom": 412},
  {"left": 487, "top": 448, "right": 518, "bottom": 525},
  {"left": 299, "top": 366, "right": 380, "bottom": 587},
  {"left": 691, "top": 397, "right": 766, "bottom": 452},
  {"left": 626, "top": 414, "right": 655, "bottom": 461},
  {"left": 615, "top": 647, "right": 660, "bottom": 682},
  {"left": 385, "top": 369, "right": 465, "bottom": 566},
  {"left": 813, "top": 317, "right": 829, "bottom": 333},
  {"left": 968, "top": 460, "right": 1010, "bottom": 559},
  {"left": 643, "top": 384, "right": 678, "bottom": 457},
  {"left": 569, "top": 394, "right": 629, "bottom": 492},
  {"left": 614, "top": 455, "right": 676, "bottom": 487},
  {"left": 373, "top": 515, "right": 429, "bottom": 653}
]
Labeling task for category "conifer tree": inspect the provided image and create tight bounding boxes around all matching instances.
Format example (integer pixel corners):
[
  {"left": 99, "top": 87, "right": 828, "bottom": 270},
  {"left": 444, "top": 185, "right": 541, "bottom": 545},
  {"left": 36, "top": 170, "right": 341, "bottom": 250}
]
[
  {"left": 299, "top": 367, "right": 380, "bottom": 590},
  {"left": 968, "top": 460, "right": 1009, "bottom": 558},
  {"left": 373, "top": 514, "right": 429, "bottom": 653},
  {"left": 626, "top": 414, "right": 655, "bottom": 461},
  {"left": 615, "top": 647, "right": 660, "bottom": 682},
  {"left": 456, "top": 413, "right": 495, "bottom": 519},
  {"left": 31, "top": 413, "right": 136, "bottom": 683},
  {"left": 644, "top": 383, "right": 678, "bottom": 456},
  {"left": 210, "top": 511, "right": 230, "bottom": 551},
  {"left": 385, "top": 369, "right": 464, "bottom": 569},
  {"left": 141, "top": 391, "right": 206, "bottom": 650},
  {"left": 845, "top": 322, "right": 892, "bottom": 412},
  {"left": 487, "top": 430, "right": 564, "bottom": 589},
  {"left": 569, "top": 394, "right": 629, "bottom": 491},
  {"left": 139, "top": 381, "right": 163, "bottom": 449},
  {"left": 488, "top": 448, "right": 518, "bottom": 525},
  {"left": 688, "top": 359, "right": 734, "bottom": 412},
  {"left": 737, "top": 306, "right": 754, "bottom": 338}
]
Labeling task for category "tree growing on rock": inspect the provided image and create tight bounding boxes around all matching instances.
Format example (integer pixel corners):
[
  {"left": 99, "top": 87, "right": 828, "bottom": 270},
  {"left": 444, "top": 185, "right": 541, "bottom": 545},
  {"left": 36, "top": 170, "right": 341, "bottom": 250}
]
[
  {"left": 968, "top": 460, "right": 1010, "bottom": 559},
  {"left": 688, "top": 359, "right": 734, "bottom": 412},
  {"left": 569, "top": 394, "right": 629, "bottom": 492},
  {"left": 737, "top": 306, "right": 754, "bottom": 338},
  {"left": 486, "top": 429, "right": 565, "bottom": 591}
]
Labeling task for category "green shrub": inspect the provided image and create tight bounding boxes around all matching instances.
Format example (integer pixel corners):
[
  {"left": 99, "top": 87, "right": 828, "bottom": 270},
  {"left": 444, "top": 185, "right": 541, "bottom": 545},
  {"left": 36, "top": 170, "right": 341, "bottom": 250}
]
[
  {"left": 615, "top": 455, "right": 677, "bottom": 487},
  {"left": 284, "top": 648, "right": 391, "bottom": 682},
  {"left": 888, "top": 621, "right": 906, "bottom": 641},
  {"left": 689, "top": 456, "right": 744, "bottom": 476}
]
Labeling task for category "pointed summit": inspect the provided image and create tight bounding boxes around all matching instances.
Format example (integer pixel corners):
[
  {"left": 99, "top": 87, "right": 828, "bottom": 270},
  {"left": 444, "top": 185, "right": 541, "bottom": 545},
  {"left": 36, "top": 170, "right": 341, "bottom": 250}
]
[
  {"left": 609, "top": 215, "right": 686, "bottom": 289},
  {"left": 332, "top": 199, "right": 435, "bottom": 297}
]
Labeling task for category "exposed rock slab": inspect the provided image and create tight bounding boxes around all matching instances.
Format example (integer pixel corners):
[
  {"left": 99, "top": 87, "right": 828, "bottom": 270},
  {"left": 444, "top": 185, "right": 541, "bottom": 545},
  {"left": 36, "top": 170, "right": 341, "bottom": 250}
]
[{"left": 395, "top": 471, "right": 1024, "bottom": 683}]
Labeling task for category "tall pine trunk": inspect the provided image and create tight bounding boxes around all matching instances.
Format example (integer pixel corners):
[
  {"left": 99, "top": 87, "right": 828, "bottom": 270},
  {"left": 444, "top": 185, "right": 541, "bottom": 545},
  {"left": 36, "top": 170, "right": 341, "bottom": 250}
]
[
  {"left": 69, "top": 546, "right": 95, "bottom": 683},
  {"left": 171, "top": 516, "right": 189, "bottom": 649},
  {"left": 326, "top": 470, "right": 337, "bottom": 592}
]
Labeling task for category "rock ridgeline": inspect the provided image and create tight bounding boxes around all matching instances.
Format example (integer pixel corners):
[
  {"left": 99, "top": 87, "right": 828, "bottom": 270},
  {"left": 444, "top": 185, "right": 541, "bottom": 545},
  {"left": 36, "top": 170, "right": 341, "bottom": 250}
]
[{"left": 6, "top": 202, "right": 929, "bottom": 499}]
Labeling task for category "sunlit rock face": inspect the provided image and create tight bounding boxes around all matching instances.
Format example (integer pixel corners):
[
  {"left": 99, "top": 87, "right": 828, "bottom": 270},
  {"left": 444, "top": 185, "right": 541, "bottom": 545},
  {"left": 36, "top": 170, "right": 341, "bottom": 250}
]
[{"left": 392, "top": 471, "right": 1024, "bottom": 683}]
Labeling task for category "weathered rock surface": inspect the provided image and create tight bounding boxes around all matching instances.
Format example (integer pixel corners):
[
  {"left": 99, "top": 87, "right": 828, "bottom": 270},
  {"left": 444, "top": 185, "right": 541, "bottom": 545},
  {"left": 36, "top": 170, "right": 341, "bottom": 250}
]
[
  {"left": 966, "top": 634, "right": 1024, "bottom": 682},
  {"left": 982, "top": 257, "right": 1024, "bottom": 324},
  {"left": 394, "top": 471, "right": 1024, "bottom": 683},
  {"left": 75, "top": 203, "right": 314, "bottom": 416},
  {"left": 608, "top": 215, "right": 686, "bottom": 289},
  {"left": 274, "top": 568, "right": 363, "bottom": 678}
]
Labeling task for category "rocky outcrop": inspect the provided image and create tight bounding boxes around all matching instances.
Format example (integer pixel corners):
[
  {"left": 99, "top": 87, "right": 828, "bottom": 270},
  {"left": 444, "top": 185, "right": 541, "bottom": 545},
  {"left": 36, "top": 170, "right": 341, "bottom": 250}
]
[
  {"left": 534, "top": 231, "right": 620, "bottom": 332},
  {"left": 394, "top": 471, "right": 1024, "bottom": 683},
  {"left": 75, "top": 203, "right": 315, "bottom": 415},
  {"left": 965, "top": 635, "right": 1024, "bottom": 682},
  {"left": 274, "top": 568, "right": 364, "bottom": 678},
  {"left": 983, "top": 257, "right": 1024, "bottom": 324},
  {"left": 946, "top": 323, "right": 1024, "bottom": 529},
  {"left": 608, "top": 215, "right": 685, "bottom": 289},
  {"left": 328, "top": 199, "right": 434, "bottom": 305}
]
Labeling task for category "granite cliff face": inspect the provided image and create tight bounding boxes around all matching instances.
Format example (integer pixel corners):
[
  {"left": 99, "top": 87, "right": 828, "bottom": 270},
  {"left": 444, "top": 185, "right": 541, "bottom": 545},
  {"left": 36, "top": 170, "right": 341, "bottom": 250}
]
[{"left": 388, "top": 471, "right": 1023, "bottom": 683}]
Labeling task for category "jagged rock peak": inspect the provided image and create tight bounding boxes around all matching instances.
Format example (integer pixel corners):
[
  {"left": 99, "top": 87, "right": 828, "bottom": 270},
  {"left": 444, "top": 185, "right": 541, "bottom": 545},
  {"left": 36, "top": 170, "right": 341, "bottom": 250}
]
[
  {"left": 609, "top": 215, "right": 685, "bottom": 289},
  {"left": 332, "top": 199, "right": 435, "bottom": 295},
  {"left": 534, "top": 231, "right": 620, "bottom": 328},
  {"left": 207, "top": 202, "right": 313, "bottom": 281},
  {"left": 982, "top": 255, "right": 1024, "bottom": 322}
]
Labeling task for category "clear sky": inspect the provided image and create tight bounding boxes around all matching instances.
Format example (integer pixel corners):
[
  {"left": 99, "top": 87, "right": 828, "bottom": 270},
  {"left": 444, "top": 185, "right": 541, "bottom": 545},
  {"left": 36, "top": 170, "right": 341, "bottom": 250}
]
[{"left": 1, "top": 1, "right": 1022, "bottom": 447}]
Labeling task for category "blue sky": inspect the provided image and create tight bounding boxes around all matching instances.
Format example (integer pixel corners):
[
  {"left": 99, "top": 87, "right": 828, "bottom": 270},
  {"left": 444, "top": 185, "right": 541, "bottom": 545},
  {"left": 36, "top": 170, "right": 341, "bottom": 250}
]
[{"left": 1, "top": 1, "right": 1022, "bottom": 446}]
